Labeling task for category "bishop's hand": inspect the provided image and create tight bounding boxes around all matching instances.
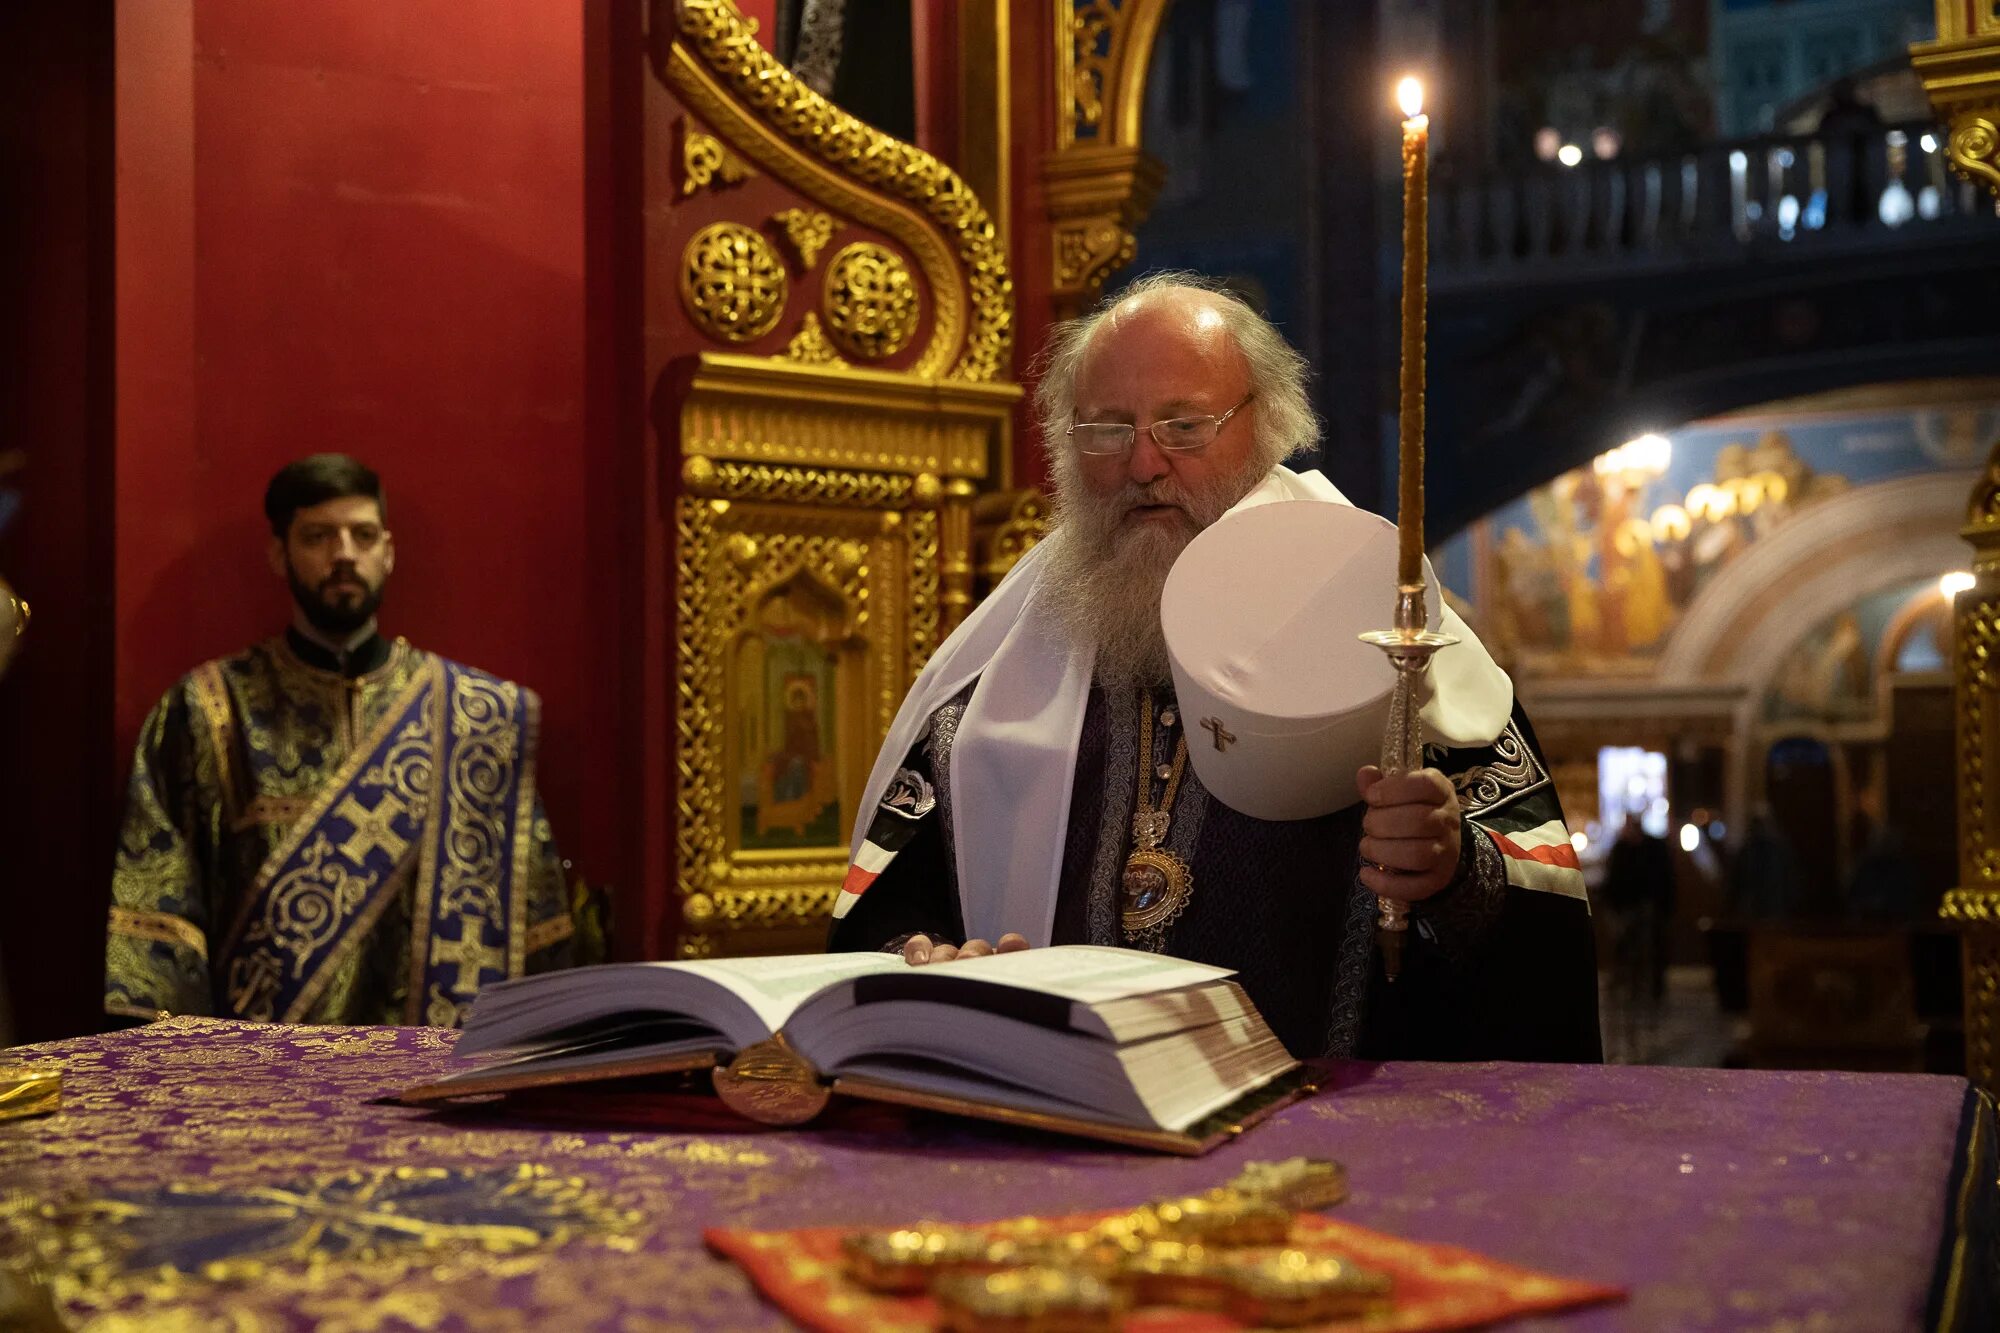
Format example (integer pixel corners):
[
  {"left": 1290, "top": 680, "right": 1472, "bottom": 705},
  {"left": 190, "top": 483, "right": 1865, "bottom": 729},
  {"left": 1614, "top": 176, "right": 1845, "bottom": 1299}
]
[
  {"left": 902, "top": 933, "right": 1030, "bottom": 965},
  {"left": 1355, "top": 765, "right": 1461, "bottom": 902}
]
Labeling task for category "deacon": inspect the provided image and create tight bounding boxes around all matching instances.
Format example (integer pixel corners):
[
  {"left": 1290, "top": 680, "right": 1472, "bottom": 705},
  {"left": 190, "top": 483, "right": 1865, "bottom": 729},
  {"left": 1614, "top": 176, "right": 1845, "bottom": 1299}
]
[
  {"left": 830, "top": 276, "right": 1601, "bottom": 1062},
  {"left": 106, "top": 455, "right": 577, "bottom": 1027}
]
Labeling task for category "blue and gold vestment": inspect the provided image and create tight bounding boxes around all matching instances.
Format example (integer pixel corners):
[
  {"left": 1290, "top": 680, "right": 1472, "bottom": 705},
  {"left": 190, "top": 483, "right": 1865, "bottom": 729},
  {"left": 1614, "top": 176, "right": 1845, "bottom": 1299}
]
[{"left": 106, "top": 635, "right": 575, "bottom": 1027}]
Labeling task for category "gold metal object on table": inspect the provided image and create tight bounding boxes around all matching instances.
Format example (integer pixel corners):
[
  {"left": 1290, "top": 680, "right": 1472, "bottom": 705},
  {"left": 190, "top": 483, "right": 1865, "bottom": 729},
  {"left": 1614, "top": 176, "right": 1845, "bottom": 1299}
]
[
  {"left": 1224, "top": 1155, "right": 1349, "bottom": 1211},
  {"left": 934, "top": 1266, "right": 1125, "bottom": 1333},
  {"left": 1359, "top": 586, "right": 1457, "bottom": 983},
  {"left": 0, "top": 1066, "right": 60, "bottom": 1123},
  {"left": 843, "top": 1158, "right": 1390, "bottom": 1325},
  {"left": 709, "top": 1035, "right": 830, "bottom": 1126},
  {"left": 844, "top": 1226, "right": 1037, "bottom": 1293}
]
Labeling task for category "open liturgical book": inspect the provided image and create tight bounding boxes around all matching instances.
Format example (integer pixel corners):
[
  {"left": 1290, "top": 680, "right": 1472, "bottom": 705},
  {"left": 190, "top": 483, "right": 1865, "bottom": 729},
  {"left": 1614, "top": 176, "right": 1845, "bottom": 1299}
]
[{"left": 401, "top": 946, "right": 1309, "bottom": 1153}]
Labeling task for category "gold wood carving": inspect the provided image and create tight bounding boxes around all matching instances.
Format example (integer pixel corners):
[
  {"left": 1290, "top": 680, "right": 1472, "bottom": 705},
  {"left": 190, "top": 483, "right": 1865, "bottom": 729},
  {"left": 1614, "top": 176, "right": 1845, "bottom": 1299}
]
[
  {"left": 772, "top": 207, "right": 837, "bottom": 269},
  {"left": 1948, "top": 432, "right": 2000, "bottom": 1094},
  {"left": 680, "top": 119, "right": 757, "bottom": 194},
  {"left": 682, "top": 456, "right": 915, "bottom": 509},
  {"left": 663, "top": 0, "right": 1012, "bottom": 382},
  {"left": 1912, "top": 6, "right": 2000, "bottom": 198},
  {"left": 821, "top": 242, "right": 921, "bottom": 361},
  {"left": 680, "top": 222, "right": 788, "bottom": 343},
  {"left": 677, "top": 352, "right": 1017, "bottom": 478},
  {"left": 975, "top": 488, "right": 1050, "bottom": 594},
  {"left": 783, "top": 312, "right": 844, "bottom": 365},
  {"left": 1044, "top": 0, "right": 1174, "bottom": 316},
  {"left": 1058, "top": 0, "right": 1173, "bottom": 150}
]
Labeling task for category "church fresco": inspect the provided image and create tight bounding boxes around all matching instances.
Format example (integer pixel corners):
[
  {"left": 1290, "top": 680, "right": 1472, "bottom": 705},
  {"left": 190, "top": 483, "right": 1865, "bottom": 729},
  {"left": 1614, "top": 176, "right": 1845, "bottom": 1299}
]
[
  {"left": 1761, "top": 575, "right": 1946, "bottom": 724},
  {"left": 1436, "top": 399, "right": 1997, "bottom": 674}
]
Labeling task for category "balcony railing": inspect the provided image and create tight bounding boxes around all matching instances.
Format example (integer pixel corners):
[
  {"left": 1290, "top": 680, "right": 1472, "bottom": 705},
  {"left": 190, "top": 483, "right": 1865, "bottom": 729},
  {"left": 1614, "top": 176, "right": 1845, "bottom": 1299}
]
[{"left": 1434, "top": 121, "right": 1996, "bottom": 288}]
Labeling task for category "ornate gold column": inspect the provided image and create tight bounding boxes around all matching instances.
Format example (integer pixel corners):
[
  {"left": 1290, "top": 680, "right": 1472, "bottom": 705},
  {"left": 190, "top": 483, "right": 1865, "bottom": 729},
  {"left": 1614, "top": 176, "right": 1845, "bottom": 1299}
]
[
  {"left": 1943, "top": 452, "right": 2000, "bottom": 1091},
  {"left": 1916, "top": 4, "right": 2000, "bottom": 1092},
  {"left": 1912, "top": 2, "right": 2000, "bottom": 196},
  {"left": 1043, "top": 0, "right": 1175, "bottom": 318}
]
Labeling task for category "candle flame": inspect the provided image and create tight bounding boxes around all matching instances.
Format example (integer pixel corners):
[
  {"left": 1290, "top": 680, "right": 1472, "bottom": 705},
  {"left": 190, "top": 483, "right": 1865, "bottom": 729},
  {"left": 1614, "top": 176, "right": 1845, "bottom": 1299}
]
[{"left": 1397, "top": 77, "right": 1424, "bottom": 120}]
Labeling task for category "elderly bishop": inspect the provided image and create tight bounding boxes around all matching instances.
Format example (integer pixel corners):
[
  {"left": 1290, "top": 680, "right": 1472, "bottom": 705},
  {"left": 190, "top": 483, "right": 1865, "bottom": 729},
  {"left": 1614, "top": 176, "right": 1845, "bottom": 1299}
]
[{"left": 830, "top": 276, "right": 1600, "bottom": 1062}]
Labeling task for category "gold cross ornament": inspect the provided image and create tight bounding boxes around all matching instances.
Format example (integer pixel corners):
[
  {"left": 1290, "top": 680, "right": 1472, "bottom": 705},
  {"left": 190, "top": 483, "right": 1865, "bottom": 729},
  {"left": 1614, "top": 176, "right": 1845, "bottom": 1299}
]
[
  {"left": 1199, "top": 716, "right": 1236, "bottom": 752},
  {"left": 334, "top": 792, "right": 412, "bottom": 864},
  {"left": 428, "top": 912, "right": 505, "bottom": 992}
]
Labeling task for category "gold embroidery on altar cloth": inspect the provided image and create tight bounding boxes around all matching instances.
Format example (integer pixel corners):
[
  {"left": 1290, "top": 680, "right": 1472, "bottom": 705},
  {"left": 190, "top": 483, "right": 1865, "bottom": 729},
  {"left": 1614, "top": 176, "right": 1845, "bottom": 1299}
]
[{"left": 3, "top": 1164, "right": 644, "bottom": 1310}]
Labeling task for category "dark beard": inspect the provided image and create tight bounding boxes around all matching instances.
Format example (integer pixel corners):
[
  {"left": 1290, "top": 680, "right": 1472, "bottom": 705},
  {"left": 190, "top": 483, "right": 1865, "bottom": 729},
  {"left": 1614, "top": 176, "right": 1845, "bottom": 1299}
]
[{"left": 288, "top": 565, "right": 384, "bottom": 637}]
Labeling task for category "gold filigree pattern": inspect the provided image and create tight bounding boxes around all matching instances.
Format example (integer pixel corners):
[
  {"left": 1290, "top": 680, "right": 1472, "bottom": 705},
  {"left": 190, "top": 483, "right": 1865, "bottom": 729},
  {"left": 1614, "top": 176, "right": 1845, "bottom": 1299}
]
[
  {"left": 1912, "top": 19, "right": 2000, "bottom": 202},
  {"left": 1954, "top": 582, "right": 2000, "bottom": 1092},
  {"left": 679, "top": 221, "right": 789, "bottom": 345},
  {"left": 1045, "top": 1, "right": 1170, "bottom": 314},
  {"left": 679, "top": 120, "right": 756, "bottom": 195},
  {"left": 1951, "top": 427, "right": 2000, "bottom": 1092},
  {"left": 907, "top": 506, "right": 942, "bottom": 672},
  {"left": 1066, "top": 1, "right": 1118, "bottom": 140},
  {"left": 664, "top": 0, "right": 1011, "bottom": 381},
  {"left": 1948, "top": 117, "right": 2000, "bottom": 196},
  {"left": 1057, "top": 0, "right": 1170, "bottom": 150},
  {"left": 677, "top": 353, "right": 1017, "bottom": 479},
  {"left": 681, "top": 456, "right": 915, "bottom": 508},
  {"left": 783, "top": 312, "right": 844, "bottom": 365},
  {"left": 771, "top": 207, "right": 837, "bottom": 269},
  {"left": 975, "top": 487, "right": 1049, "bottom": 592},
  {"left": 1055, "top": 217, "right": 1136, "bottom": 293},
  {"left": 820, "top": 242, "right": 920, "bottom": 361}
]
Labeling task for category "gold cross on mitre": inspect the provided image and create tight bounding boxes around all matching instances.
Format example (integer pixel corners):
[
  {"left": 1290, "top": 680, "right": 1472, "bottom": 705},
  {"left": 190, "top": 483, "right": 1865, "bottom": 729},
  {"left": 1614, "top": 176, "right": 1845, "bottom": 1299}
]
[
  {"left": 334, "top": 792, "right": 411, "bottom": 864},
  {"left": 429, "top": 912, "right": 505, "bottom": 992},
  {"left": 1200, "top": 716, "right": 1236, "bottom": 752}
]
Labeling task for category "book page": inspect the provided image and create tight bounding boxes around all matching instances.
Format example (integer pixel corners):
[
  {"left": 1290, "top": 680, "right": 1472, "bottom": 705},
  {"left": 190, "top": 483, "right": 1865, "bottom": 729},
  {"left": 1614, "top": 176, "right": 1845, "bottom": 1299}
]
[
  {"left": 926, "top": 945, "right": 1232, "bottom": 1005},
  {"left": 674, "top": 951, "right": 909, "bottom": 1033}
]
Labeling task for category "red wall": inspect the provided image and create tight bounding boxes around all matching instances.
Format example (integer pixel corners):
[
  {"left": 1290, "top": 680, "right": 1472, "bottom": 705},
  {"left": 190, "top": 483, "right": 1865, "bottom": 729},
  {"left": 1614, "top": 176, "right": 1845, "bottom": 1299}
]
[{"left": 114, "top": 2, "right": 596, "bottom": 870}]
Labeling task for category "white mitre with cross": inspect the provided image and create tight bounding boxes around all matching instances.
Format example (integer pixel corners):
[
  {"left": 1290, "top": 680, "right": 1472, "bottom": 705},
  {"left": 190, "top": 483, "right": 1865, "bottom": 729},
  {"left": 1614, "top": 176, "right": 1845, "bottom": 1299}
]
[{"left": 1162, "top": 473, "right": 1513, "bottom": 820}]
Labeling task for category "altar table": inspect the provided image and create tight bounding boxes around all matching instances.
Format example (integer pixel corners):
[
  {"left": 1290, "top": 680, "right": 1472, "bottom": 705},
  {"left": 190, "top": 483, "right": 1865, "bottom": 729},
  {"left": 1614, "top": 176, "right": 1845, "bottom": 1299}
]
[{"left": 2, "top": 1018, "right": 1992, "bottom": 1330}]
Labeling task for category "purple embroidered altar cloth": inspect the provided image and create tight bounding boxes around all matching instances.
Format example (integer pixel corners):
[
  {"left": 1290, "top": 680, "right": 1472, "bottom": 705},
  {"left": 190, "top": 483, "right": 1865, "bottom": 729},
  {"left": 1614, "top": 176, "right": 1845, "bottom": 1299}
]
[{"left": 0, "top": 1018, "right": 1986, "bottom": 1330}]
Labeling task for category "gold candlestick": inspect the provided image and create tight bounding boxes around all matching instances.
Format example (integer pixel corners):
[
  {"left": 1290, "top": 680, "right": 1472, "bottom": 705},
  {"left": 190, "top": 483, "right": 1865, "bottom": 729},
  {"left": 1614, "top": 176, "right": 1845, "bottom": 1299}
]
[{"left": 1361, "top": 77, "right": 1453, "bottom": 984}]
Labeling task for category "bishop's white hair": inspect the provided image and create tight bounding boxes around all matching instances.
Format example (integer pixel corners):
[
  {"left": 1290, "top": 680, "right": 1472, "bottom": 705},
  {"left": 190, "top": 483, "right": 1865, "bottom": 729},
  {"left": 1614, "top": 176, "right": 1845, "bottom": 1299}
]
[{"left": 1030, "top": 271, "right": 1321, "bottom": 476}]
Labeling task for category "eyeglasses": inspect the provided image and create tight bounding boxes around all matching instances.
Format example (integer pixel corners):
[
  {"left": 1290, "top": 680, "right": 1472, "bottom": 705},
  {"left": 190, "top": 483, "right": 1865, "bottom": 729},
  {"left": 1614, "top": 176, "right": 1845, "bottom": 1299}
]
[{"left": 1066, "top": 395, "right": 1253, "bottom": 457}]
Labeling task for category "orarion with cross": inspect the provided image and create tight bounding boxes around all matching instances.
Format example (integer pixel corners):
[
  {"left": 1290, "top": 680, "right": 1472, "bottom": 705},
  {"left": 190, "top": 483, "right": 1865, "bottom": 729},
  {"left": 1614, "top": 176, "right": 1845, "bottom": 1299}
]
[{"left": 429, "top": 912, "right": 505, "bottom": 992}]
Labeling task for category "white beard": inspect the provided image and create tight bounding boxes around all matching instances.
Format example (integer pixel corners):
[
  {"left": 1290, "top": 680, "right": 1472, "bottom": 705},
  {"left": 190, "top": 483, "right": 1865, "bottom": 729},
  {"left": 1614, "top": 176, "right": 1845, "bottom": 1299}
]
[{"left": 1036, "top": 457, "right": 1263, "bottom": 689}]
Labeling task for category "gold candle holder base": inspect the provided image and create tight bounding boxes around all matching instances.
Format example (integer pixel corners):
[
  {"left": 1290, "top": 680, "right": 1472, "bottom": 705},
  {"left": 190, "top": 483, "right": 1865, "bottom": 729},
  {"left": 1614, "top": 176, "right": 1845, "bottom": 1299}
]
[{"left": 1358, "top": 586, "right": 1456, "bottom": 984}]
